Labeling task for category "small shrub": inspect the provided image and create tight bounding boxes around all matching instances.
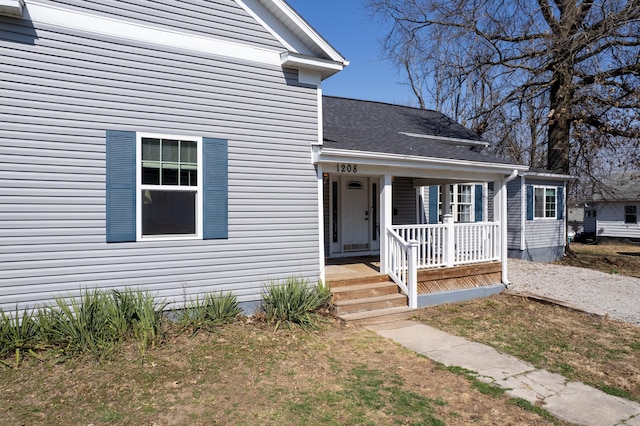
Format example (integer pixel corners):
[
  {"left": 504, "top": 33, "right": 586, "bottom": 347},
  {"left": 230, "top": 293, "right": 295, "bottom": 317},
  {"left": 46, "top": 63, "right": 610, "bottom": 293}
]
[
  {"left": 178, "top": 291, "right": 242, "bottom": 333},
  {"left": 261, "top": 277, "right": 331, "bottom": 330},
  {"left": 0, "top": 307, "right": 41, "bottom": 368},
  {"left": 113, "top": 289, "right": 166, "bottom": 351}
]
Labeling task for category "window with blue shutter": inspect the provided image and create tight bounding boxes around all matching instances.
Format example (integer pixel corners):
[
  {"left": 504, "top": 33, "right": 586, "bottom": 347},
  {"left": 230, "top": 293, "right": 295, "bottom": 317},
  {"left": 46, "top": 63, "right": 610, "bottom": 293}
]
[
  {"left": 106, "top": 130, "right": 136, "bottom": 242},
  {"left": 105, "top": 131, "right": 228, "bottom": 241},
  {"left": 428, "top": 185, "right": 438, "bottom": 224},
  {"left": 474, "top": 184, "right": 483, "bottom": 222},
  {"left": 526, "top": 185, "right": 534, "bottom": 221},
  {"left": 557, "top": 186, "right": 564, "bottom": 220},
  {"left": 203, "top": 138, "right": 228, "bottom": 239}
]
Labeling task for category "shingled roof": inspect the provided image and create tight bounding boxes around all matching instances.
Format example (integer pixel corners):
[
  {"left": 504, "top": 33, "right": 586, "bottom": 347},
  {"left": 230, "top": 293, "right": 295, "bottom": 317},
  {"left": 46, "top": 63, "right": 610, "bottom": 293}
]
[{"left": 322, "top": 96, "right": 516, "bottom": 165}]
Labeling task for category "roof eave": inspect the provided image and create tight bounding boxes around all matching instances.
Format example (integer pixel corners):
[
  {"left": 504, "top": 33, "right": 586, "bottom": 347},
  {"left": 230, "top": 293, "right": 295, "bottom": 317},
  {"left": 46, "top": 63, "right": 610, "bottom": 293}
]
[{"left": 315, "top": 147, "right": 528, "bottom": 175}]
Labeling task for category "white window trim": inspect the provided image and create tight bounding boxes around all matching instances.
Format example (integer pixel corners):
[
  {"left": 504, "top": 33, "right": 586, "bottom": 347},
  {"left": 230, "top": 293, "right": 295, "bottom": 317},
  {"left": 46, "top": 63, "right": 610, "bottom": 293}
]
[
  {"left": 135, "top": 132, "right": 203, "bottom": 241},
  {"left": 439, "top": 184, "right": 475, "bottom": 223},
  {"left": 533, "top": 185, "right": 557, "bottom": 220}
]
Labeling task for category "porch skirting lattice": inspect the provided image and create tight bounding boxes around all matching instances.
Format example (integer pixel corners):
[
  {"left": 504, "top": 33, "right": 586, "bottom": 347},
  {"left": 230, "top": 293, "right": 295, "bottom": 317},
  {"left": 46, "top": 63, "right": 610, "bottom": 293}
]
[{"left": 417, "top": 261, "right": 502, "bottom": 294}]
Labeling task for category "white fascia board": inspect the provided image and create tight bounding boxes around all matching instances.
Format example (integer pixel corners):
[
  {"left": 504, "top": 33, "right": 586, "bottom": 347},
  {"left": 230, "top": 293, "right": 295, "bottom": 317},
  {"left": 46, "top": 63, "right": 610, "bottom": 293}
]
[
  {"left": 398, "top": 132, "right": 489, "bottom": 148},
  {"left": 522, "top": 171, "right": 576, "bottom": 180},
  {"left": 26, "top": 1, "right": 282, "bottom": 67},
  {"left": 249, "top": 0, "right": 348, "bottom": 64},
  {"left": 317, "top": 148, "right": 528, "bottom": 175},
  {"left": 0, "top": 0, "right": 24, "bottom": 17},
  {"left": 281, "top": 52, "right": 345, "bottom": 80}
]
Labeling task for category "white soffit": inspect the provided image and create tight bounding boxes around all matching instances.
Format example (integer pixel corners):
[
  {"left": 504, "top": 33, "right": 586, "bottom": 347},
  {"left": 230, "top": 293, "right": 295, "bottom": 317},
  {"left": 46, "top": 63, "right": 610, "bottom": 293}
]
[{"left": 0, "top": 0, "right": 24, "bottom": 17}]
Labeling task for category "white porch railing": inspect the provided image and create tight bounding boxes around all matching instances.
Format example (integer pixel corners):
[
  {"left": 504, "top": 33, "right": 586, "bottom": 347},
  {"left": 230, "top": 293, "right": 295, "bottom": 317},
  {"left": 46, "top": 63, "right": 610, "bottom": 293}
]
[
  {"left": 386, "top": 228, "right": 418, "bottom": 308},
  {"left": 387, "top": 216, "right": 500, "bottom": 308}
]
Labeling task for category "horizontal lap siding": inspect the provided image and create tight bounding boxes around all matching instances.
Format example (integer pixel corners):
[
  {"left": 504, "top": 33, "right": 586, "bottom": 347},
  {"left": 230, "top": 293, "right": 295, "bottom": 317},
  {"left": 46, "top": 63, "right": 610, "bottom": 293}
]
[
  {"left": 596, "top": 203, "right": 640, "bottom": 238},
  {"left": 0, "top": 12, "right": 320, "bottom": 312},
  {"left": 523, "top": 179, "right": 565, "bottom": 250},
  {"left": 392, "top": 177, "right": 417, "bottom": 225},
  {"left": 31, "top": 0, "right": 283, "bottom": 49},
  {"left": 506, "top": 178, "right": 522, "bottom": 249}
]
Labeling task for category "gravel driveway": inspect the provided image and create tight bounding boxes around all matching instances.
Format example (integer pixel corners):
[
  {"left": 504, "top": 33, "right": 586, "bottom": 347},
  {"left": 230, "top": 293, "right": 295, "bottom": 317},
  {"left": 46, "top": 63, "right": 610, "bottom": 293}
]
[{"left": 507, "top": 258, "right": 640, "bottom": 325}]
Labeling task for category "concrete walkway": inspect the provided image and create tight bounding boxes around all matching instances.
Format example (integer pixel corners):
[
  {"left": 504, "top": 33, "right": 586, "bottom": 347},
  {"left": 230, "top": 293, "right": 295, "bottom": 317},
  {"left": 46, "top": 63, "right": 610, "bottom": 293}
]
[{"left": 367, "top": 320, "right": 640, "bottom": 426}]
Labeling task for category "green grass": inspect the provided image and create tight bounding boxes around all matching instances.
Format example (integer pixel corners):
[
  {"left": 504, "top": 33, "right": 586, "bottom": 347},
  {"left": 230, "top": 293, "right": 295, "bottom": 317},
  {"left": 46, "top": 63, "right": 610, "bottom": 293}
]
[{"left": 509, "top": 398, "right": 560, "bottom": 425}]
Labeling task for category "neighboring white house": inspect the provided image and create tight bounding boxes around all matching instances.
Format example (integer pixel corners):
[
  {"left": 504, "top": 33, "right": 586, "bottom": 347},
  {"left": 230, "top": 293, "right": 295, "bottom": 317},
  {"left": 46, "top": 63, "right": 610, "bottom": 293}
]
[
  {"left": 586, "top": 173, "right": 640, "bottom": 242},
  {"left": 1, "top": 1, "right": 528, "bottom": 314}
]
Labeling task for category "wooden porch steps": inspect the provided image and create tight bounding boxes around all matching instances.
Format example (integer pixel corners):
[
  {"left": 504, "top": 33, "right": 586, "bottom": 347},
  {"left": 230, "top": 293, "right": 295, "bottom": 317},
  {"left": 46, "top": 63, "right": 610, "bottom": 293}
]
[{"left": 329, "top": 276, "right": 415, "bottom": 325}]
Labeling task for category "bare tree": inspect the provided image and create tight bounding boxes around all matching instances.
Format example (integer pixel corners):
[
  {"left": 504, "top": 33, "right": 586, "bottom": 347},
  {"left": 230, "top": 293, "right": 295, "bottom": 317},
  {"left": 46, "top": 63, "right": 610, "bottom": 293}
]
[{"left": 369, "top": 0, "right": 640, "bottom": 179}]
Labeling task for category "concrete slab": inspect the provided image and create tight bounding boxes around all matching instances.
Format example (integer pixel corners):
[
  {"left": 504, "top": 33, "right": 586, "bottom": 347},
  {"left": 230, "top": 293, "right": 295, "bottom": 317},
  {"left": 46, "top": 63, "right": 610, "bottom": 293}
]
[
  {"left": 367, "top": 319, "right": 640, "bottom": 426},
  {"left": 368, "top": 322, "right": 469, "bottom": 354},
  {"left": 501, "top": 369, "right": 567, "bottom": 401},
  {"left": 625, "top": 413, "right": 640, "bottom": 426},
  {"left": 543, "top": 381, "right": 640, "bottom": 426},
  {"left": 426, "top": 342, "right": 534, "bottom": 381}
]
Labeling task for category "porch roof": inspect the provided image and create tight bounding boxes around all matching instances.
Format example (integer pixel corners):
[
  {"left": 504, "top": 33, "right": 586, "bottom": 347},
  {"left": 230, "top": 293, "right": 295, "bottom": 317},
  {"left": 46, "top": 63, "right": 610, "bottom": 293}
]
[{"left": 322, "top": 96, "right": 520, "bottom": 166}]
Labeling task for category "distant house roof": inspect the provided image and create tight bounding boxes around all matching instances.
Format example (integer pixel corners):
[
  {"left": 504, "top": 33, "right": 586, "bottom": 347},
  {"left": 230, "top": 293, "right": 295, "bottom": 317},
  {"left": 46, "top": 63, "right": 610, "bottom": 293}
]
[
  {"left": 591, "top": 172, "right": 640, "bottom": 202},
  {"left": 322, "top": 96, "right": 518, "bottom": 165}
]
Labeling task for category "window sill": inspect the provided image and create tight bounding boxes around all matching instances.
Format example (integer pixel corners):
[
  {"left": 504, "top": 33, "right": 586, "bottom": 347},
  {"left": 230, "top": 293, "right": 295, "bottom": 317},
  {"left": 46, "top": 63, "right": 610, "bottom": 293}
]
[
  {"left": 139, "top": 235, "right": 201, "bottom": 242},
  {"left": 0, "top": 0, "right": 24, "bottom": 17}
]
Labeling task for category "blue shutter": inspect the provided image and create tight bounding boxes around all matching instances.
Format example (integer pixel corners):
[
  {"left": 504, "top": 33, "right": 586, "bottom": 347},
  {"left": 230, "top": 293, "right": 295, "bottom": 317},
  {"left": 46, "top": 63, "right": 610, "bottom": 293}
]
[
  {"left": 203, "top": 138, "right": 228, "bottom": 239},
  {"left": 526, "top": 185, "right": 534, "bottom": 221},
  {"left": 474, "top": 184, "right": 483, "bottom": 222},
  {"left": 557, "top": 186, "right": 564, "bottom": 220},
  {"left": 428, "top": 185, "right": 438, "bottom": 224},
  {"left": 106, "top": 130, "right": 136, "bottom": 242}
]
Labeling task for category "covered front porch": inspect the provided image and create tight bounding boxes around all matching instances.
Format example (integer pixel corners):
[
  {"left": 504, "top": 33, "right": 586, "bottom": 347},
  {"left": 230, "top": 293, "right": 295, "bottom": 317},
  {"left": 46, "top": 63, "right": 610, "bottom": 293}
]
[
  {"left": 318, "top": 165, "right": 523, "bottom": 310},
  {"left": 317, "top": 96, "right": 528, "bottom": 314}
]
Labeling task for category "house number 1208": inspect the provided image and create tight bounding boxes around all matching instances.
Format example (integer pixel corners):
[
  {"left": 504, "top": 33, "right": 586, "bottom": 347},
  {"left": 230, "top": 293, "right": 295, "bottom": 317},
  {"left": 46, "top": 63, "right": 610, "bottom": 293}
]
[{"left": 337, "top": 164, "right": 357, "bottom": 173}]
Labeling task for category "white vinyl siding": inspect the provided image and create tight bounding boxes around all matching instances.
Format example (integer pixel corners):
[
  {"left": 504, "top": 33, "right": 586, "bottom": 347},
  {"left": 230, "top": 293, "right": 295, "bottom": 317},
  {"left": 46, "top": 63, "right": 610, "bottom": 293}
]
[{"left": 593, "top": 203, "right": 640, "bottom": 239}]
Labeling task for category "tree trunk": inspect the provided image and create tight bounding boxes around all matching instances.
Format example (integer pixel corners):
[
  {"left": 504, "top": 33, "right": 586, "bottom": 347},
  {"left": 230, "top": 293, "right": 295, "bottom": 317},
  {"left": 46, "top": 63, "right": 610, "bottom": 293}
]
[{"left": 547, "top": 70, "right": 572, "bottom": 174}]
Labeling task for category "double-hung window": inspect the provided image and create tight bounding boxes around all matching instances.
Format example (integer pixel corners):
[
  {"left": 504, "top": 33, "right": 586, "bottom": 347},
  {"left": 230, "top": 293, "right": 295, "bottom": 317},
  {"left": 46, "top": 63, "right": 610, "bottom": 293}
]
[
  {"left": 534, "top": 186, "right": 557, "bottom": 219},
  {"left": 139, "top": 135, "right": 202, "bottom": 238},
  {"left": 106, "top": 130, "right": 228, "bottom": 243},
  {"left": 625, "top": 206, "right": 637, "bottom": 224}
]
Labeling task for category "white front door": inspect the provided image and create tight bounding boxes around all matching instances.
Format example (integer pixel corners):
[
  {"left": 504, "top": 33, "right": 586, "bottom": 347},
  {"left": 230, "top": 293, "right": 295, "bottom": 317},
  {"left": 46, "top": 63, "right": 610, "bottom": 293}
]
[{"left": 341, "top": 177, "right": 369, "bottom": 252}]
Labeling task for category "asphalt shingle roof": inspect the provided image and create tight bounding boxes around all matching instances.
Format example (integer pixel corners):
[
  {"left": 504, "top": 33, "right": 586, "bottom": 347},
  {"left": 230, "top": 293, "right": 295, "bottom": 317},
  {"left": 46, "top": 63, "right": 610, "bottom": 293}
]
[
  {"left": 592, "top": 172, "right": 640, "bottom": 202},
  {"left": 322, "top": 96, "right": 516, "bottom": 165}
]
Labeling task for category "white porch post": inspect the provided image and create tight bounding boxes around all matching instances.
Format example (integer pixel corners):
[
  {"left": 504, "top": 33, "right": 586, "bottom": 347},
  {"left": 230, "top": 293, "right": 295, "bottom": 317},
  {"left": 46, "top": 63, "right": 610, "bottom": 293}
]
[
  {"left": 443, "top": 183, "right": 452, "bottom": 215},
  {"left": 444, "top": 214, "right": 455, "bottom": 267},
  {"left": 317, "top": 165, "right": 325, "bottom": 284},
  {"left": 494, "top": 179, "right": 509, "bottom": 284},
  {"left": 380, "top": 174, "right": 393, "bottom": 274}
]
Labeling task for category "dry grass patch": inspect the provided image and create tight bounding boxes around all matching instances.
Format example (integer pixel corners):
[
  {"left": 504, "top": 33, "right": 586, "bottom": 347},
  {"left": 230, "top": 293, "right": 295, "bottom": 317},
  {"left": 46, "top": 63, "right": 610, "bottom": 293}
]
[
  {"left": 560, "top": 242, "right": 640, "bottom": 278},
  {"left": 414, "top": 294, "right": 640, "bottom": 402},
  {"left": 0, "top": 318, "right": 564, "bottom": 425}
]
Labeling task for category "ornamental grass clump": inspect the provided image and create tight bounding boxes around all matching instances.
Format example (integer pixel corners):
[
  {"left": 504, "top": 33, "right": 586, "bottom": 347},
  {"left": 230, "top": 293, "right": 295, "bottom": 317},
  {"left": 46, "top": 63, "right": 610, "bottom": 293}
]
[
  {"left": 261, "top": 277, "right": 331, "bottom": 330},
  {"left": 40, "top": 288, "right": 166, "bottom": 361},
  {"left": 178, "top": 291, "right": 242, "bottom": 334},
  {"left": 0, "top": 307, "right": 41, "bottom": 368}
]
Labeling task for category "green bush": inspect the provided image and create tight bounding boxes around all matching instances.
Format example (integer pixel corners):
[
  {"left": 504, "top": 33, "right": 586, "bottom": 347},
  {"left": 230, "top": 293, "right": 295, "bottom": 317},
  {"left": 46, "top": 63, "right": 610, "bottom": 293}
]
[
  {"left": 0, "top": 307, "right": 41, "bottom": 368},
  {"left": 261, "top": 277, "right": 331, "bottom": 330},
  {"left": 178, "top": 291, "right": 242, "bottom": 333},
  {"left": 39, "top": 288, "right": 165, "bottom": 361}
]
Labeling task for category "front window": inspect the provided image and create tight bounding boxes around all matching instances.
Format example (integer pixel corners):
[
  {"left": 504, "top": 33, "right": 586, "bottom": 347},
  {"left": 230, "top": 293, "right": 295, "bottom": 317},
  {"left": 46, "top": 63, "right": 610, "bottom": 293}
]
[
  {"left": 138, "top": 135, "right": 202, "bottom": 237},
  {"left": 439, "top": 184, "right": 474, "bottom": 222},
  {"left": 534, "top": 187, "right": 557, "bottom": 219},
  {"left": 625, "top": 206, "right": 637, "bottom": 224}
]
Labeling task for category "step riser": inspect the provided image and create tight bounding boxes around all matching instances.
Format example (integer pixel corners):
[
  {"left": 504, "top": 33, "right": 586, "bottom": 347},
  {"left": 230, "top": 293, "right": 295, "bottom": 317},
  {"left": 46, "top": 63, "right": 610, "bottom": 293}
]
[
  {"left": 346, "top": 311, "right": 415, "bottom": 326},
  {"left": 332, "top": 286, "right": 399, "bottom": 302},
  {"left": 334, "top": 297, "right": 407, "bottom": 315},
  {"left": 329, "top": 275, "right": 391, "bottom": 288}
]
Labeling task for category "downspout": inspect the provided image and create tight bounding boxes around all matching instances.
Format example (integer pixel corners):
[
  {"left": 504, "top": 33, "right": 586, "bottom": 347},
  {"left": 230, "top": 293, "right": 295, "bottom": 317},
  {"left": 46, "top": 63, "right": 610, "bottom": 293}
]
[{"left": 501, "top": 170, "right": 519, "bottom": 286}]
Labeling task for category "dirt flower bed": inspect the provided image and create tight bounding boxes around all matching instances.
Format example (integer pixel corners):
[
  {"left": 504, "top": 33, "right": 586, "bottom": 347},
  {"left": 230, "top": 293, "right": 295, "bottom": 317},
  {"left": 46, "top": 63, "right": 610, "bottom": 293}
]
[{"left": 0, "top": 318, "right": 564, "bottom": 425}]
